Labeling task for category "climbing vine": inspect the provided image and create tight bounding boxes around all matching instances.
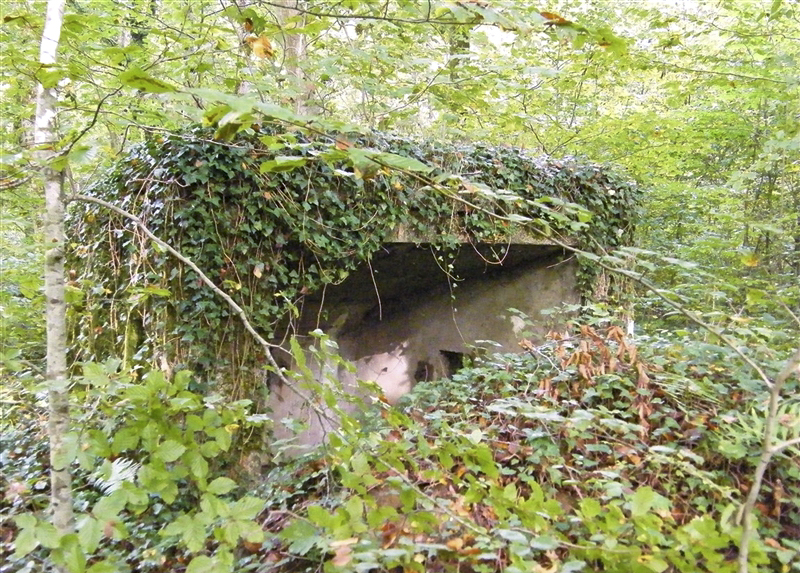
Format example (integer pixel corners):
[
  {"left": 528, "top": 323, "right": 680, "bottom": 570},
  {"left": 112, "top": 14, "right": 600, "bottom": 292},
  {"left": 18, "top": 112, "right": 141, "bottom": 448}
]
[{"left": 69, "top": 124, "right": 639, "bottom": 386}]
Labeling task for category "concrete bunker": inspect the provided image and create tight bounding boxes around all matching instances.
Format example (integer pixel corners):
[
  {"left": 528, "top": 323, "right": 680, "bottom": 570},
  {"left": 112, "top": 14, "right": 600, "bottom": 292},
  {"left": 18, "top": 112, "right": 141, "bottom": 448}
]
[
  {"left": 267, "top": 240, "right": 580, "bottom": 448},
  {"left": 73, "top": 126, "right": 638, "bottom": 452}
]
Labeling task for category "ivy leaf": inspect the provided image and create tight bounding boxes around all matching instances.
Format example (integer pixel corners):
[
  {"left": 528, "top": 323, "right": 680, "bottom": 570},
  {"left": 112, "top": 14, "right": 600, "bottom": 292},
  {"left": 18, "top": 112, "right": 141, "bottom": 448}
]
[
  {"left": 260, "top": 156, "right": 307, "bottom": 173},
  {"left": 118, "top": 68, "right": 177, "bottom": 93}
]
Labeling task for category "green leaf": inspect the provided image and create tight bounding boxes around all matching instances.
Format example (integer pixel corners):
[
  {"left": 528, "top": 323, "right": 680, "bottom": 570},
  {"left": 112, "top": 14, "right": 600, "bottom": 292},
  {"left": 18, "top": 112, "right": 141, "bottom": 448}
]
[
  {"left": 214, "top": 426, "right": 233, "bottom": 452},
  {"left": 154, "top": 439, "right": 187, "bottom": 463},
  {"left": 185, "top": 555, "right": 215, "bottom": 573},
  {"left": 259, "top": 156, "right": 307, "bottom": 173},
  {"left": 93, "top": 490, "right": 127, "bottom": 521},
  {"left": 630, "top": 486, "right": 656, "bottom": 517},
  {"left": 162, "top": 514, "right": 207, "bottom": 553},
  {"left": 238, "top": 520, "right": 265, "bottom": 543},
  {"left": 350, "top": 452, "right": 370, "bottom": 476},
  {"left": 231, "top": 496, "right": 265, "bottom": 521},
  {"left": 12, "top": 527, "right": 38, "bottom": 558},
  {"left": 15, "top": 514, "right": 37, "bottom": 530},
  {"left": 52, "top": 431, "right": 80, "bottom": 470},
  {"left": 111, "top": 427, "right": 140, "bottom": 454},
  {"left": 118, "top": 68, "right": 177, "bottom": 93},
  {"left": 644, "top": 556, "right": 669, "bottom": 573},
  {"left": 497, "top": 529, "right": 528, "bottom": 544},
  {"left": 307, "top": 505, "right": 334, "bottom": 527},
  {"left": 371, "top": 151, "right": 433, "bottom": 174},
  {"left": 61, "top": 533, "right": 86, "bottom": 573},
  {"left": 77, "top": 515, "right": 102, "bottom": 554},
  {"left": 580, "top": 498, "right": 602, "bottom": 520},
  {"left": 185, "top": 450, "right": 209, "bottom": 480},
  {"left": 279, "top": 519, "right": 318, "bottom": 555},
  {"left": 35, "top": 521, "right": 61, "bottom": 549},
  {"left": 86, "top": 561, "right": 119, "bottom": 573},
  {"left": 530, "top": 535, "right": 559, "bottom": 550},
  {"left": 207, "top": 477, "right": 237, "bottom": 495}
]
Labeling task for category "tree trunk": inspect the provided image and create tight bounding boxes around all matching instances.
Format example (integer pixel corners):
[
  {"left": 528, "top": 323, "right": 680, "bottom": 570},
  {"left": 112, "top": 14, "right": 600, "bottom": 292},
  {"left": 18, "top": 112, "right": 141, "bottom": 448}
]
[
  {"left": 275, "top": 0, "right": 313, "bottom": 114},
  {"left": 34, "top": 0, "right": 74, "bottom": 543}
]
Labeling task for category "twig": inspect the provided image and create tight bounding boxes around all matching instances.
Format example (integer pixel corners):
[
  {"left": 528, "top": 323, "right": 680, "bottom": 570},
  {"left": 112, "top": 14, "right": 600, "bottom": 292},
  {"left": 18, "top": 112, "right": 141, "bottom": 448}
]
[{"left": 737, "top": 346, "right": 800, "bottom": 573}]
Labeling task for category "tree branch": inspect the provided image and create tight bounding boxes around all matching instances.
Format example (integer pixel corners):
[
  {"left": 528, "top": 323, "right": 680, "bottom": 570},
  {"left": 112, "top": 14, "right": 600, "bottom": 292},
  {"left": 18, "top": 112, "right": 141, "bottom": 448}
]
[{"left": 735, "top": 346, "right": 800, "bottom": 573}]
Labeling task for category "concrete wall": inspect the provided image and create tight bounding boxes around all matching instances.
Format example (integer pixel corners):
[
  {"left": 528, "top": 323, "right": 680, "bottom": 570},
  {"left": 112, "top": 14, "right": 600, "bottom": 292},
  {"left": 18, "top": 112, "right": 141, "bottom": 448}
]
[{"left": 266, "top": 244, "right": 579, "bottom": 451}]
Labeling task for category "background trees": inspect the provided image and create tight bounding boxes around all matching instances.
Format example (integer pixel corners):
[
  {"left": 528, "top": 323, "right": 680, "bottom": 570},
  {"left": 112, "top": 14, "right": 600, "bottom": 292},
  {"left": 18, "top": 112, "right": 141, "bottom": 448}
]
[{"left": 1, "top": 1, "right": 798, "bottom": 572}]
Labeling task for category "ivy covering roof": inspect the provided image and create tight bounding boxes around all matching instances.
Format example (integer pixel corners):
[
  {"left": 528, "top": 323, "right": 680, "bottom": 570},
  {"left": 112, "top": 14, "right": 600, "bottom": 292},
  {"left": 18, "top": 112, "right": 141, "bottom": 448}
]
[{"left": 72, "top": 125, "right": 639, "bottom": 370}]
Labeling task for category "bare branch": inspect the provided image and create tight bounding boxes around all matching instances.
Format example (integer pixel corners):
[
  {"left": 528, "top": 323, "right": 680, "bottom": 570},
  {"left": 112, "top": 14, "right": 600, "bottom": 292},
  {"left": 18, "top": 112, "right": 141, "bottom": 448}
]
[{"left": 737, "top": 346, "right": 800, "bottom": 573}]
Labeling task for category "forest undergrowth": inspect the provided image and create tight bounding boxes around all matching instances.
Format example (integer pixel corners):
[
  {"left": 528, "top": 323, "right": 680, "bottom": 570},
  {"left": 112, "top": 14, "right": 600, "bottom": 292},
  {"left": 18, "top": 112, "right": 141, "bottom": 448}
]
[{"left": 2, "top": 319, "right": 798, "bottom": 573}]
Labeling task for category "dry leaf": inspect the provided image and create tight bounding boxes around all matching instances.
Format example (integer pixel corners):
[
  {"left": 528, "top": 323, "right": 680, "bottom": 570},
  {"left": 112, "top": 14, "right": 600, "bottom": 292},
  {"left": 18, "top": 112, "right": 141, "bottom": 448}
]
[
  {"left": 764, "top": 538, "right": 783, "bottom": 549},
  {"left": 246, "top": 35, "right": 273, "bottom": 59},
  {"left": 331, "top": 545, "right": 352, "bottom": 566},
  {"left": 541, "top": 11, "right": 573, "bottom": 25},
  {"left": 330, "top": 537, "right": 358, "bottom": 567}
]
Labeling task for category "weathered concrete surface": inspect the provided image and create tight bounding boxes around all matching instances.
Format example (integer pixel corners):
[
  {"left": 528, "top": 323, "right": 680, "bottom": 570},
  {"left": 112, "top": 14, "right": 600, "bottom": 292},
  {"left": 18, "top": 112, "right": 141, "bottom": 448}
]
[{"left": 267, "top": 243, "right": 578, "bottom": 450}]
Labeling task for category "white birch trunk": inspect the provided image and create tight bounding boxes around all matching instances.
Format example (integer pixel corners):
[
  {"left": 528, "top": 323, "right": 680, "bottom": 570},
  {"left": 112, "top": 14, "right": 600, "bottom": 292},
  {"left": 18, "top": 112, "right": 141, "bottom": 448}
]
[{"left": 34, "top": 0, "right": 73, "bottom": 539}]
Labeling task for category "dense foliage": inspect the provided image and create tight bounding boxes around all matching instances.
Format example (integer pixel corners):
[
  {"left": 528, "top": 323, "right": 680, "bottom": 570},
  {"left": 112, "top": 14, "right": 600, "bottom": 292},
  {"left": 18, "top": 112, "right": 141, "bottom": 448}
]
[
  {"left": 3, "top": 323, "right": 798, "bottom": 572},
  {"left": 1, "top": 1, "right": 798, "bottom": 572}
]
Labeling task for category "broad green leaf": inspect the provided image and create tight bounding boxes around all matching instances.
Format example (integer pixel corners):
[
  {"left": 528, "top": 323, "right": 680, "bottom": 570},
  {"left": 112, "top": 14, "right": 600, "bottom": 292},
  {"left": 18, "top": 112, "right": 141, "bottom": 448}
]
[
  {"left": 93, "top": 490, "right": 127, "bottom": 522},
  {"left": 77, "top": 515, "right": 102, "bottom": 554},
  {"left": 52, "top": 431, "right": 79, "bottom": 471},
  {"left": 530, "top": 535, "right": 559, "bottom": 550},
  {"left": 231, "top": 496, "right": 265, "bottom": 521},
  {"left": 162, "top": 514, "right": 207, "bottom": 553},
  {"left": 644, "top": 556, "right": 669, "bottom": 573},
  {"left": 259, "top": 156, "right": 307, "bottom": 173},
  {"left": 61, "top": 533, "right": 86, "bottom": 573},
  {"left": 154, "top": 440, "right": 186, "bottom": 463},
  {"left": 280, "top": 519, "right": 318, "bottom": 555},
  {"left": 496, "top": 529, "right": 528, "bottom": 544},
  {"left": 111, "top": 427, "right": 140, "bottom": 454},
  {"left": 631, "top": 486, "right": 656, "bottom": 517},
  {"left": 185, "top": 450, "right": 209, "bottom": 480},
  {"left": 118, "top": 68, "right": 177, "bottom": 93},
  {"left": 12, "top": 527, "right": 38, "bottom": 558},
  {"left": 253, "top": 101, "right": 304, "bottom": 123},
  {"left": 207, "top": 477, "right": 237, "bottom": 495},
  {"left": 185, "top": 555, "right": 215, "bottom": 573},
  {"left": 35, "top": 521, "right": 61, "bottom": 549},
  {"left": 371, "top": 151, "right": 433, "bottom": 174}
]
